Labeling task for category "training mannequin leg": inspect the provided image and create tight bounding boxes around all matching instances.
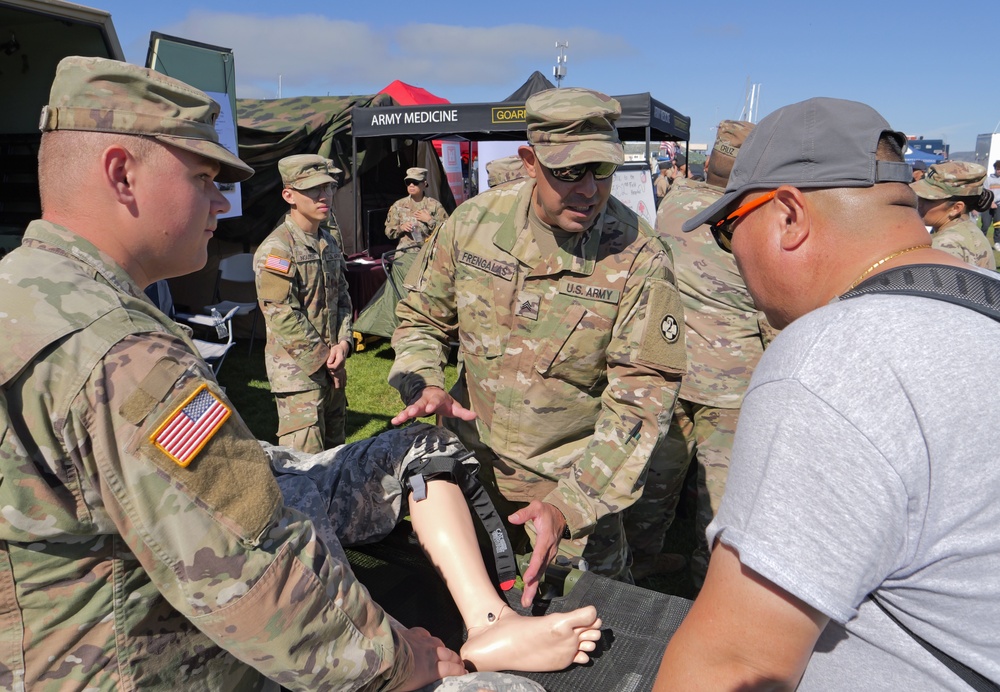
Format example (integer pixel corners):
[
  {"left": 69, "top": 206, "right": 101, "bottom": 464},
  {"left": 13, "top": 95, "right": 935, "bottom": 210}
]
[{"left": 409, "top": 479, "right": 603, "bottom": 672}]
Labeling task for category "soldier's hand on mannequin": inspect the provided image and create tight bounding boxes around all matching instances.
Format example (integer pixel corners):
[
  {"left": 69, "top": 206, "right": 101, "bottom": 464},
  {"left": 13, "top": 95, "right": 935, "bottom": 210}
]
[
  {"left": 391, "top": 386, "right": 477, "bottom": 426},
  {"left": 397, "top": 626, "right": 466, "bottom": 691},
  {"left": 508, "top": 501, "right": 568, "bottom": 608}
]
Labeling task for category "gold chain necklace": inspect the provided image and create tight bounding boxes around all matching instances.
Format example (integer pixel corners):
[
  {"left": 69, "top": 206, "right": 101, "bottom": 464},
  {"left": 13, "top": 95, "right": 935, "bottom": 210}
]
[{"left": 847, "top": 243, "right": 932, "bottom": 291}]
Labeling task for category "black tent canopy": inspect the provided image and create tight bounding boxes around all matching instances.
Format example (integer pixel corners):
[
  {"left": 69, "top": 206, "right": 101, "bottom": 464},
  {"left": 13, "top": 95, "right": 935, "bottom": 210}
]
[
  {"left": 351, "top": 92, "right": 689, "bottom": 142},
  {"left": 350, "top": 83, "right": 689, "bottom": 252}
]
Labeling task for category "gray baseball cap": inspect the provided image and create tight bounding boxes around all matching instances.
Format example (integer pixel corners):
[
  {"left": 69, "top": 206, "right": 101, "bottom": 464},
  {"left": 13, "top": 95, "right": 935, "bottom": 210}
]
[{"left": 682, "top": 97, "right": 911, "bottom": 231}]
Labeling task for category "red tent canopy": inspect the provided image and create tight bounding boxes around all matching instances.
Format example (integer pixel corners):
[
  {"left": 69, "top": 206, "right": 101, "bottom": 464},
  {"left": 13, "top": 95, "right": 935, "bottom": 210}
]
[
  {"left": 378, "top": 79, "right": 450, "bottom": 106},
  {"left": 377, "top": 81, "right": 473, "bottom": 164}
]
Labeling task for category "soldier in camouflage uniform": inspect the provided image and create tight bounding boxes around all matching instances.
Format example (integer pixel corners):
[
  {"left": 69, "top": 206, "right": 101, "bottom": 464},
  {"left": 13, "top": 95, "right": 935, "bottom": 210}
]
[
  {"left": 385, "top": 167, "right": 450, "bottom": 249},
  {"left": 390, "top": 87, "right": 686, "bottom": 607},
  {"left": 624, "top": 121, "right": 771, "bottom": 588},
  {"left": 911, "top": 160, "right": 997, "bottom": 270},
  {"left": 254, "top": 155, "right": 354, "bottom": 452},
  {"left": 485, "top": 155, "right": 527, "bottom": 188},
  {"left": 0, "top": 55, "right": 598, "bottom": 691}
]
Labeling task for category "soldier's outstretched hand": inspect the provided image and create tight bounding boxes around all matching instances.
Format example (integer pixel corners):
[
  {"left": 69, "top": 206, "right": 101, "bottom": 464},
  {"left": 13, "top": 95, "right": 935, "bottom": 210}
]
[{"left": 391, "top": 386, "right": 477, "bottom": 426}]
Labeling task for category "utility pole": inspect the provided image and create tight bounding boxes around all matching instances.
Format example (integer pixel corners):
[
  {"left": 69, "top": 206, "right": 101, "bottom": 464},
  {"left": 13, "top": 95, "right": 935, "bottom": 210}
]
[{"left": 553, "top": 42, "right": 568, "bottom": 88}]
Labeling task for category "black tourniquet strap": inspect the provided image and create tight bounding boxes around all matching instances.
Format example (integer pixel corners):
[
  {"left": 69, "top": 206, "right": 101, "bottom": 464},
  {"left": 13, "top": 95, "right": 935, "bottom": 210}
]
[{"left": 405, "top": 452, "right": 519, "bottom": 591}]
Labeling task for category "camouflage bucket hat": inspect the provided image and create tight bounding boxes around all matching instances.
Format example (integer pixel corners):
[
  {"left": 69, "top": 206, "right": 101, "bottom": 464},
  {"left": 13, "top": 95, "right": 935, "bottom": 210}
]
[
  {"left": 910, "top": 161, "right": 986, "bottom": 200},
  {"left": 525, "top": 87, "right": 624, "bottom": 167},
  {"left": 40, "top": 56, "right": 253, "bottom": 183},
  {"left": 279, "top": 154, "right": 336, "bottom": 189}
]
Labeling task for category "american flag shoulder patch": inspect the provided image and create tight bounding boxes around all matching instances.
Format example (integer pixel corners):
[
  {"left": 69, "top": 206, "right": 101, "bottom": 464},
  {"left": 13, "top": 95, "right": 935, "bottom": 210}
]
[
  {"left": 150, "top": 384, "right": 232, "bottom": 467},
  {"left": 264, "top": 254, "right": 291, "bottom": 274}
]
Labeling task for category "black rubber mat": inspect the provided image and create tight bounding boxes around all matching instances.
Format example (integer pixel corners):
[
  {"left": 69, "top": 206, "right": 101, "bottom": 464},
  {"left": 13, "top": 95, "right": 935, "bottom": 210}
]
[
  {"left": 349, "top": 528, "right": 693, "bottom": 691},
  {"left": 510, "top": 571, "right": 691, "bottom": 692}
]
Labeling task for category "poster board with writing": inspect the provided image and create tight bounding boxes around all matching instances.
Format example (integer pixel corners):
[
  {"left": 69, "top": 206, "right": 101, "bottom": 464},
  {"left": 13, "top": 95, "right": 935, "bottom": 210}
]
[{"left": 610, "top": 163, "right": 656, "bottom": 228}]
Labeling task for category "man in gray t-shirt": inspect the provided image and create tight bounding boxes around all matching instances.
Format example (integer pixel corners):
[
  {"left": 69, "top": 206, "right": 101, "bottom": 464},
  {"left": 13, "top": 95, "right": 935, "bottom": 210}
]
[{"left": 651, "top": 97, "right": 1000, "bottom": 689}]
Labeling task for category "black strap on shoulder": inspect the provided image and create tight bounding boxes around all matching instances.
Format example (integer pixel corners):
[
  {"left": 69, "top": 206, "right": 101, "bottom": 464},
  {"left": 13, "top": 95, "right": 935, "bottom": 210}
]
[
  {"left": 406, "top": 453, "right": 519, "bottom": 592},
  {"left": 840, "top": 263, "right": 1000, "bottom": 324},
  {"left": 870, "top": 596, "right": 999, "bottom": 691}
]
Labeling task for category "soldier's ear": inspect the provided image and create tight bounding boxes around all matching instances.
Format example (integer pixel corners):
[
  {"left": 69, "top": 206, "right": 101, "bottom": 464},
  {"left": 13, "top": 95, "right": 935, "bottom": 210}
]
[
  {"left": 518, "top": 146, "right": 538, "bottom": 179},
  {"left": 281, "top": 187, "right": 296, "bottom": 205},
  {"left": 104, "top": 144, "right": 135, "bottom": 206}
]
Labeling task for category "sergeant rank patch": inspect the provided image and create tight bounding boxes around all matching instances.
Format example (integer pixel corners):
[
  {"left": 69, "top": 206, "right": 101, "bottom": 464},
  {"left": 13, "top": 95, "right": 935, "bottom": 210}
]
[{"left": 150, "top": 384, "right": 231, "bottom": 467}]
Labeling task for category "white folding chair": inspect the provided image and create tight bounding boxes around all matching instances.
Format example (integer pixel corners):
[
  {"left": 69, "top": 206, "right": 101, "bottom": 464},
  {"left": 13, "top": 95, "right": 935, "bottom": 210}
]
[
  {"left": 191, "top": 306, "right": 240, "bottom": 375},
  {"left": 181, "top": 253, "right": 260, "bottom": 355}
]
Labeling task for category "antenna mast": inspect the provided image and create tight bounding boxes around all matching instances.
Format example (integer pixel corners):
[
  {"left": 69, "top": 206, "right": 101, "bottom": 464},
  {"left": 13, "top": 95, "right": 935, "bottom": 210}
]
[{"left": 553, "top": 42, "right": 569, "bottom": 88}]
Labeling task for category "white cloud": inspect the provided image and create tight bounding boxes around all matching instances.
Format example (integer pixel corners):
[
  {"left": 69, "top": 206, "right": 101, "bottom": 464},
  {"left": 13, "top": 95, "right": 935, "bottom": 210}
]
[{"left": 160, "top": 11, "right": 633, "bottom": 97}]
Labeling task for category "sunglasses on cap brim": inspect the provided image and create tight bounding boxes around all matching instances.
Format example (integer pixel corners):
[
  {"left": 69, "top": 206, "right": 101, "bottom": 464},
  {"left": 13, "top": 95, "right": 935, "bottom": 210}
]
[{"left": 545, "top": 161, "right": 619, "bottom": 183}]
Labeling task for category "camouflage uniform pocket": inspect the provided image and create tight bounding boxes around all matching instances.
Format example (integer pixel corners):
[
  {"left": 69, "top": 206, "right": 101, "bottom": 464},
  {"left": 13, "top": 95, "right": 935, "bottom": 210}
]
[{"left": 535, "top": 304, "right": 612, "bottom": 389}]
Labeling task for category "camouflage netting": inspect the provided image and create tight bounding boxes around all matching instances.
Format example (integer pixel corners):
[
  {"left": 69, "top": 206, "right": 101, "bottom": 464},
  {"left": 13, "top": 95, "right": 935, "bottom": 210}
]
[{"left": 215, "top": 93, "right": 454, "bottom": 256}]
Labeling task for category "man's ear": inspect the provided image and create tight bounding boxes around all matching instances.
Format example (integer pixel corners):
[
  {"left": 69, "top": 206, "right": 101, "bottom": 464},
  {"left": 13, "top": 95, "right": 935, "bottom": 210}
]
[
  {"left": 772, "top": 186, "right": 810, "bottom": 251},
  {"left": 281, "top": 187, "right": 296, "bottom": 205},
  {"left": 103, "top": 144, "right": 135, "bottom": 206},
  {"left": 518, "top": 146, "right": 538, "bottom": 179}
]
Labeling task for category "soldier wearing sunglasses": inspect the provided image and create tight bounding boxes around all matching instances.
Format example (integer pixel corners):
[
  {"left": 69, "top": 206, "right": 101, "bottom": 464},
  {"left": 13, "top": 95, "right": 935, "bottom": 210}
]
[{"left": 389, "top": 87, "right": 685, "bottom": 606}]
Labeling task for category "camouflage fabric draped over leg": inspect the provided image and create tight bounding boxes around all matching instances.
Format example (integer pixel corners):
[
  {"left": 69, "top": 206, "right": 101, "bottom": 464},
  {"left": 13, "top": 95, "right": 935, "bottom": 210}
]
[
  {"left": 418, "top": 672, "right": 545, "bottom": 691},
  {"left": 265, "top": 423, "right": 468, "bottom": 546}
]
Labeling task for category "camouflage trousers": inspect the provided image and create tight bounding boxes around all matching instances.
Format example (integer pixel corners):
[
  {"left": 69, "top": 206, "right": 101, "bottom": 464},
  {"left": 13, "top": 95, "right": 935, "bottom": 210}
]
[
  {"left": 265, "top": 425, "right": 542, "bottom": 691},
  {"left": 274, "top": 383, "right": 346, "bottom": 453},
  {"left": 447, "top": 417, "right": 632, "bottom": 582},
  {"left": 623, "top": 399, "right": 739, "bottom": 587}
]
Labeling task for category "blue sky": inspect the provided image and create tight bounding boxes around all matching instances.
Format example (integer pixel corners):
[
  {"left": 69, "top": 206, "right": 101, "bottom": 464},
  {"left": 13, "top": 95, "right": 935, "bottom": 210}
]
[{"left": 96, "top": 0, "right": 999, "bottom": 152}]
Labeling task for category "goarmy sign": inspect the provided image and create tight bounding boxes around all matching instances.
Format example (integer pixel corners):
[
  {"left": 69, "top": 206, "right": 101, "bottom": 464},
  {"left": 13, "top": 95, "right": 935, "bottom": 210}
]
[{"left": 353, "top": 102, "right": 530, "bottom": 139}]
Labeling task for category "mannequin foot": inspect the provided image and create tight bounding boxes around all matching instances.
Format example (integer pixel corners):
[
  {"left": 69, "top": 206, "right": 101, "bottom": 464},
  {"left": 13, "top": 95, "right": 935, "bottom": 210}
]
[{"left": 460, "top": 605, "right": 602, "bottom": 672}]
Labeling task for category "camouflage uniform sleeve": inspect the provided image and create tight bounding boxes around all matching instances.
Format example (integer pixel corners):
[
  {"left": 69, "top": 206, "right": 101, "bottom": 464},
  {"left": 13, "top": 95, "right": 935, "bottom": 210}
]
[
  {"left": 74, "top": 332, "right": 412, "bottom": 690},
  {"left": 430, "top": 200, "right": 449, "bottom": 234},
  {"left": 255, "top": 241, "right": 329, "bottom": 376},
  {"left": 336, "top": 252, "right": 354, "bottom": 348},
  {"left": 388, "top": 215, "right": 458, "bottom": 404},
  {"left": 384, "top": 199, "right": 407, "bottom": 240},
  {"left": 543, "top": 238, "right": 685, "bottom": 536}
]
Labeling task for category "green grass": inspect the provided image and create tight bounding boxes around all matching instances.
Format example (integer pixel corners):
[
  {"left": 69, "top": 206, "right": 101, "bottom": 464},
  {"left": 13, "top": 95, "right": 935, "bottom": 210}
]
[
  {"left": 219, "top": 338, "right": 457, "bottom": 444},
  {"left": 219, "top": 336, "right": 697, "bottom": 600}
]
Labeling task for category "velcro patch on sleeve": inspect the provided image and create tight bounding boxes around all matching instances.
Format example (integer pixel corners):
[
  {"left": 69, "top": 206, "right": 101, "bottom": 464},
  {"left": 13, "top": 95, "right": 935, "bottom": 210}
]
[
  {"left": 257, "top": 268, "right": 291, "bottom": 302},
  {"left": 150, "top": 383, "right": 231, "bottom": 467},
  {"left": 634, "top": 278, "right": 687, "bottom": 374},
  {"left": 120, "top": 356, "right": 187, "bottom": 425},
  {"left": 263, "top": 254, "right": 291, "bottom": 274}
]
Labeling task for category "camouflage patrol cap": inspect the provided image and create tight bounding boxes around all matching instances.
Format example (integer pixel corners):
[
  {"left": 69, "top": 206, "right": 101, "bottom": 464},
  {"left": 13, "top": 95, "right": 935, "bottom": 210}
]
[
  {"left": 712, "top": 120, "right": 754, "bottom": 159},
  {"left": 405, "top": 167, "right": 428, "bottom": 183},
  {"left": 323, "top": 158, "right": 344, "bottom": 180},
  {"left": 486, "top": 155, "right": 527, "bottom": 187},
  {"left": 525, "top": 87, "right": 624, "bottom": 167},
  {"left": 279, "top": 154, "right": 336, "bottom": 190},
  {"left": 910, "top": 161, "right": 986, "bottom": 200},
  {"left": 39, "top": 56, "right": 253, "bottom": 183}
]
